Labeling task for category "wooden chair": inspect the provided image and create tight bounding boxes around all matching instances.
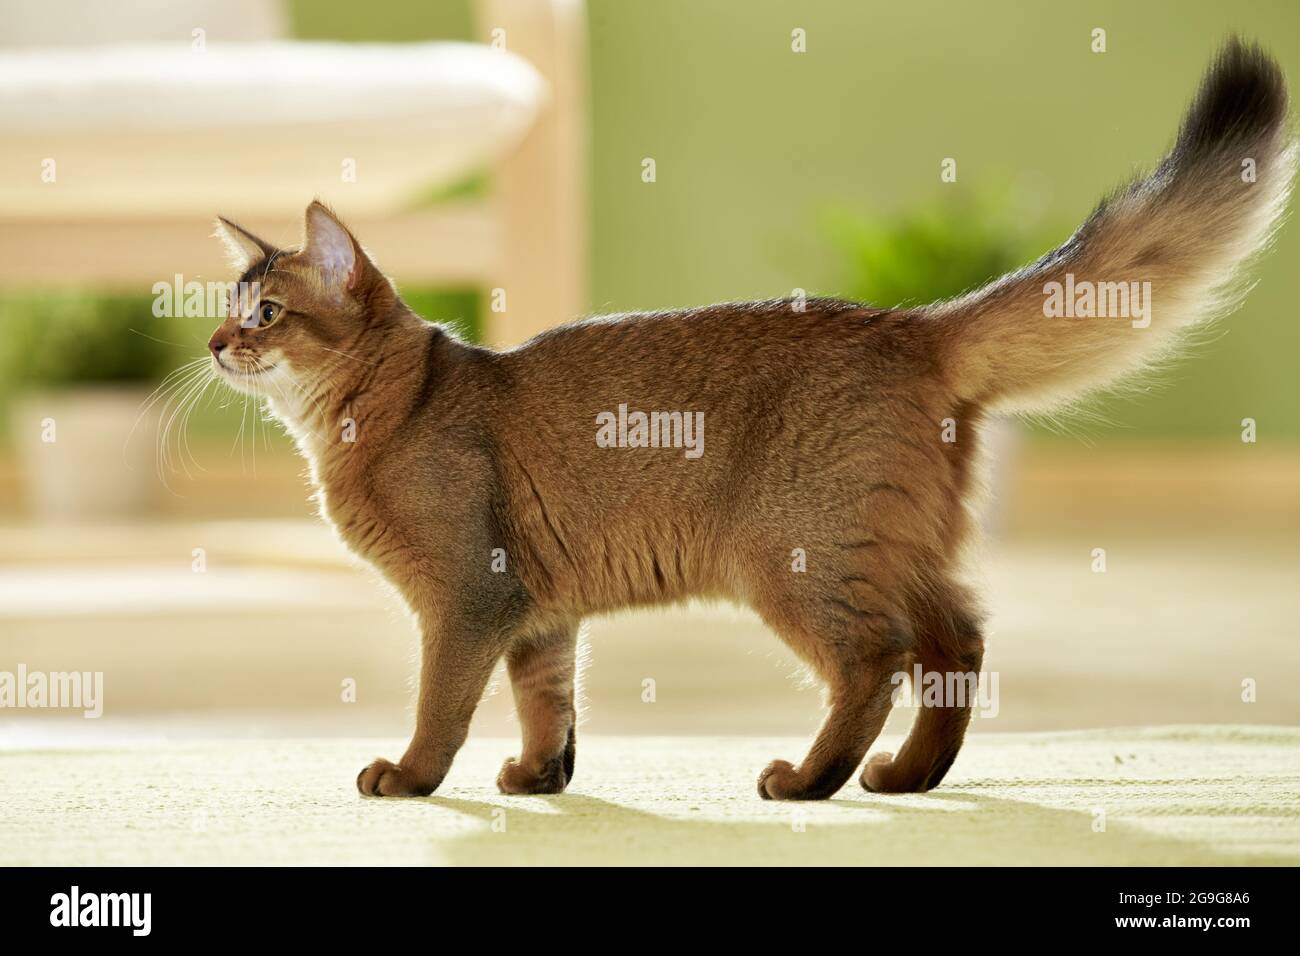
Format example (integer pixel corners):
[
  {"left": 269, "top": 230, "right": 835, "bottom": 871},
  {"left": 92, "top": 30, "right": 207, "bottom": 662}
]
[{"left": 0, "top": 0, "right": 587, "bottom": 346}]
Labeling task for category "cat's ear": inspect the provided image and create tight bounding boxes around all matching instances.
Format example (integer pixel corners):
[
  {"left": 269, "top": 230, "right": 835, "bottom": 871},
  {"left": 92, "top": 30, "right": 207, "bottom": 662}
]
[
  {"left": 213, "top": 217, "right": 276, "bottom": 271},
  {"left": 302, "top": 200, "right": 363, "bottom": 292}
]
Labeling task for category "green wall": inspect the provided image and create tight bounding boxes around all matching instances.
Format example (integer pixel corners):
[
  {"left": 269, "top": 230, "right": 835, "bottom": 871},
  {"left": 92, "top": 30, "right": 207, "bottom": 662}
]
[{"left": 291, "top": 0, "right": 1300, "bottom": 439}]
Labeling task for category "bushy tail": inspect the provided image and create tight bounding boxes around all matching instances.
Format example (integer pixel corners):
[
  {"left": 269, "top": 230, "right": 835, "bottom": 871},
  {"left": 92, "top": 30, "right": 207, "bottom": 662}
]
[{"left": 931, "top": 38, "right": 1295, "bottom": 412}]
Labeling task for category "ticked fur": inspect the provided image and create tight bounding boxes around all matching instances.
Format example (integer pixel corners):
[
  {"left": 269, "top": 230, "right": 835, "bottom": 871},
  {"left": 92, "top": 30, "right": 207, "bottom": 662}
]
[{"left": 205, "top": 40, "right": 1293, "bottom": 800}]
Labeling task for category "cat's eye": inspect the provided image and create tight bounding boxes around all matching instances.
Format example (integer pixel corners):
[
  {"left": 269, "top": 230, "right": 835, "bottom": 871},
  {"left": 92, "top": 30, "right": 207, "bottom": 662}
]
[{"left": 257, "top": 302, "right": 282, "bottom": 328}]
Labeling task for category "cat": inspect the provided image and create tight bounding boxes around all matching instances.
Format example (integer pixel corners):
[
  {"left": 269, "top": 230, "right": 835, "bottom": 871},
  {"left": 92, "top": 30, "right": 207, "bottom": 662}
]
[{"left": 205, "top": 39, "right": 1293, "bottom": 800}]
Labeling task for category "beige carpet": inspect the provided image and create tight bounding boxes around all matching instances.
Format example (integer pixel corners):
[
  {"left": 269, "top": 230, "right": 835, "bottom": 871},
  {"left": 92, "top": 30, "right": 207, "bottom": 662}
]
[{"left": 2, "top": 726, "right": 1296, "bottom": 866}]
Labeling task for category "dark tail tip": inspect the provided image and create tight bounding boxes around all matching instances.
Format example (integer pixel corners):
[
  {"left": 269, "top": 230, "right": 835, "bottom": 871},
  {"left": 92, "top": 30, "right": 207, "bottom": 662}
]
[{"left": 1177, "top": 37, "right": 1289, "bottom": 157}]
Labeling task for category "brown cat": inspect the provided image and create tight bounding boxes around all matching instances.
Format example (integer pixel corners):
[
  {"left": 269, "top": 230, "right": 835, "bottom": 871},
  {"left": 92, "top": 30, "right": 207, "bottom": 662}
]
[{"left": 205, "top": 40, "right": 1292, "bottom": 800}]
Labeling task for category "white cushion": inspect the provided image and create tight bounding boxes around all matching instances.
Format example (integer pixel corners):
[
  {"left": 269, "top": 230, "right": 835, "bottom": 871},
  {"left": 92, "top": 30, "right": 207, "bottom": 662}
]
[{"left": 0, "top": 42, "right": 546, "bottom": 217}]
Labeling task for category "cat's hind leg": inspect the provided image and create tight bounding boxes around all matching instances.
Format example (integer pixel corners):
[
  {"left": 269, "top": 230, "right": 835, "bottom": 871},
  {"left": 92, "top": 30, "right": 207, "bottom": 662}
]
[
  {"left": 497, "top": 621, "right": 580, "bottom": 795},
  {"left": 754, "top": 595, "right": 911, "bottom": 801},
  {"left": 861, "top": 582, "right": 985, "bottom": 793}
]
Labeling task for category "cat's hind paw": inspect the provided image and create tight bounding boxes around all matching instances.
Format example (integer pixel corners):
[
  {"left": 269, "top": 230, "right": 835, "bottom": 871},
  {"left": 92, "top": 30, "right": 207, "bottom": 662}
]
[
  {"left": 496, "top": 755, "right": 569, "bottom": 795},
  {"left": 860, "top": 751, "right": 903, "bottom": 793}
]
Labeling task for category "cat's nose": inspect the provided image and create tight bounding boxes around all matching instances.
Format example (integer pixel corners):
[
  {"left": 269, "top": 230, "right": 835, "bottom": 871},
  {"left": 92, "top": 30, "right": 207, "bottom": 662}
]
[{"left": 208, "top": 335, "right": 227, "bottom": 357}]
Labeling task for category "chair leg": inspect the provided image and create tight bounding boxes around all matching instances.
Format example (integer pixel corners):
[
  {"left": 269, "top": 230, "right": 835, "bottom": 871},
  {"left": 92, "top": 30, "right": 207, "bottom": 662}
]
[{"left": 477, "top": 0, "right": 589, "bottom": 346}]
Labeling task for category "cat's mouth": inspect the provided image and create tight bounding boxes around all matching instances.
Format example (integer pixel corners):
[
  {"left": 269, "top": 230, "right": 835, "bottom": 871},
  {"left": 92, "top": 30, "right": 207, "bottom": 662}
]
[{"left": 215, "top": 355, "right": 277, "bottom": 380}]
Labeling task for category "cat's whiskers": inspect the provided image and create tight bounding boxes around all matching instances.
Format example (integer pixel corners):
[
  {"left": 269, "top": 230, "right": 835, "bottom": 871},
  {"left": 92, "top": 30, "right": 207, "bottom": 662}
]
[
  {"left": 177, "top": 368, "right": 217, "bottom": 476},
  {"left": 237, "top": 352, "right": 285, "bottom": 475},
  {"left": 142, "top": 359, "right": 214, "bottom": 493},
  {"left": 127, "top": 357, "right": 209, "bottom": 461},
  {"left": 249, "top": 355, "right": 277, "bottom": 473},
  {"left": 149, "top": 372, "right": 197, "bottom": 489},
  {"left": 231, "top": 387, "right": 250, "bottom": 473},
  {"left": 158, "top": 363, "right": 215, "bottom": 487}
]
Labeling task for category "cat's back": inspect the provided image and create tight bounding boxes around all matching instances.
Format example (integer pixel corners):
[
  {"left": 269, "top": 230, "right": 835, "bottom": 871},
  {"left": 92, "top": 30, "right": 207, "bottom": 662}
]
[{"left": 500, "top": 297, "right": 917, "bottom": 400}]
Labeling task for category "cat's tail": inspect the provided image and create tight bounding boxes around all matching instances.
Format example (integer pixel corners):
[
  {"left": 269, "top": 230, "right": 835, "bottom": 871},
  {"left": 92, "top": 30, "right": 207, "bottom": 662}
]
[{"left": 930, "top": 38, "right": 1295, "bottom": 413}]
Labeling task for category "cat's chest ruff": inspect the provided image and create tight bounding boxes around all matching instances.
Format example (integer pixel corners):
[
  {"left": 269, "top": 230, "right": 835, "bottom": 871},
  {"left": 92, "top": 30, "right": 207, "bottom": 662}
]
[
  {"left": 321, "top": 485, "right": 418, "bottom": 591},
  {"left": 308, "top": 449, "right": 391, "bottom": 555},
  {"left": 294, "top": 416, "right": 428, "bottom": 594}
]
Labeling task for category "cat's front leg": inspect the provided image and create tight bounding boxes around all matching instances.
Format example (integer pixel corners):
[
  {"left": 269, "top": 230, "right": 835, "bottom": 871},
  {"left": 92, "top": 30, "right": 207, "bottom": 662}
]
[
  {"left": 496, "top": 622, "right": 579, "bottom": 795},
  {"left": 357, "top": 614, "right": 504, "bottom": 798}
]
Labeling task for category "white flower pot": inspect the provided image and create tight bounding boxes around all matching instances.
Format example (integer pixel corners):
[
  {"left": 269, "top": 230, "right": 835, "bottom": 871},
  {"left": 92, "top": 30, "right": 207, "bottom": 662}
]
[{"left": 11, "top": 385, "right": 162, "bottom": 521}]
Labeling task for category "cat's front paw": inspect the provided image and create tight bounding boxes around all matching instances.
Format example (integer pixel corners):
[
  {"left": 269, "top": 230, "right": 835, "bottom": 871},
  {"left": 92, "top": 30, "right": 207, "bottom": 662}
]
[
  {"left": 496, "top": 755, "right": 569, "bottom": 795},
  {"left": 356, "top": 758, "right": 437, "bottom": 797}
]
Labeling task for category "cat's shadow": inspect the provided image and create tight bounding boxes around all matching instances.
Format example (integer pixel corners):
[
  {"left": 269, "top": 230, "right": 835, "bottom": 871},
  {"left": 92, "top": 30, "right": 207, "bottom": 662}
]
[{"left": 406, "top": 788, "right": 1282, "bottom": 866}]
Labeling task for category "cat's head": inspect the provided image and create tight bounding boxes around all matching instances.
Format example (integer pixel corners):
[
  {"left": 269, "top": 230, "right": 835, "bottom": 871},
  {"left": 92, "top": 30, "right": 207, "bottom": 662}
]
[{"left": 206, "top": 201, "right": 393, "bottom": 401}]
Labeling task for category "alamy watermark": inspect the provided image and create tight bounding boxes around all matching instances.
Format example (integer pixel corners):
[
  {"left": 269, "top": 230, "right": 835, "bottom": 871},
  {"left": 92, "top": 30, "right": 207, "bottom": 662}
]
[
  {"left": 50, "top": 886, "right": 150, "bottom": 936},
  {"left": 596, "top": 403, "right": 704, "bottom": 459},
  {"left": 152, "top": 274, "right": 261, "bottom": 324},
  {"left": 891, "top": 664, "right": 999, "bottom": 719},
  {"left": 1043, "top": 273, "right": 1151, "bottom": 328},
  {"left": 0, "top": 665, "right": 103, "bottom": 718}
]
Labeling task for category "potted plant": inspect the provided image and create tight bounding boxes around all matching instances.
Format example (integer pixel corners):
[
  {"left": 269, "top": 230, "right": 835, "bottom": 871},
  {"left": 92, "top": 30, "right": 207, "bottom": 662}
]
[{"left": 0, "top": 291, "right": 180, "bottom": 520}]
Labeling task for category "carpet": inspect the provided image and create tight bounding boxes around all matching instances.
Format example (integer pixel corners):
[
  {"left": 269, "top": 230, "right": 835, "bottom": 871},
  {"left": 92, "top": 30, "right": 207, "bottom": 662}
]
[{"left": 2, "top": 725, "right": 1296, "bottom": 866}]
